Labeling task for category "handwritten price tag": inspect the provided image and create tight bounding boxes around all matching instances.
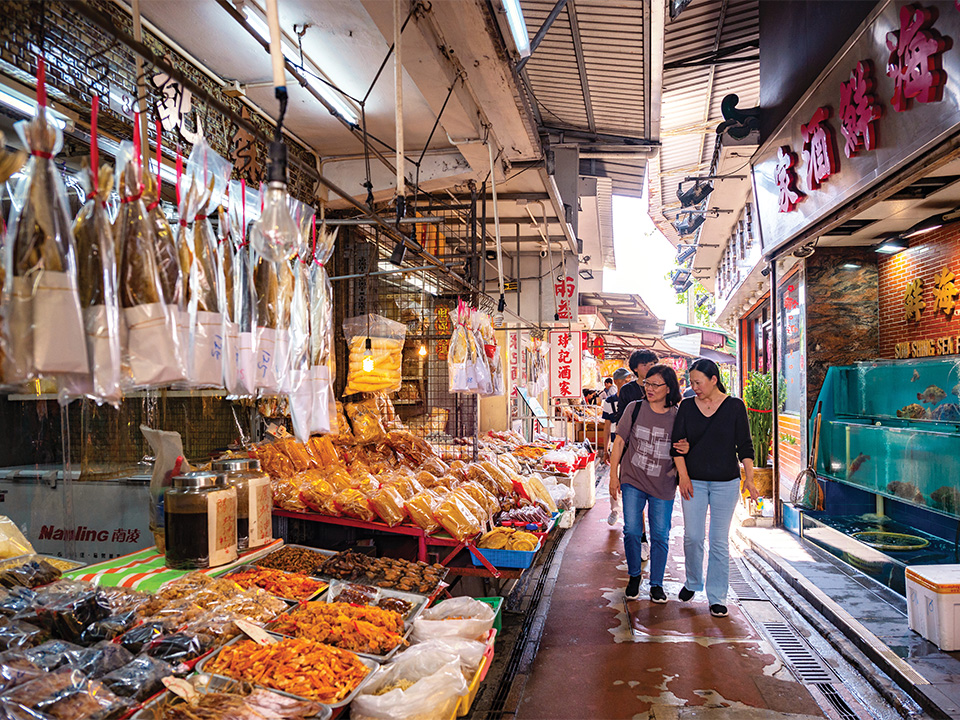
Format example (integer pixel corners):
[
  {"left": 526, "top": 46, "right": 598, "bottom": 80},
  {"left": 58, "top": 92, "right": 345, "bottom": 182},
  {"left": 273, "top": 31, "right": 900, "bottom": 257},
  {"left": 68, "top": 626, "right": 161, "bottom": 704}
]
[{"left": 235, "top": 618, "right": 277, "bottom": 645}]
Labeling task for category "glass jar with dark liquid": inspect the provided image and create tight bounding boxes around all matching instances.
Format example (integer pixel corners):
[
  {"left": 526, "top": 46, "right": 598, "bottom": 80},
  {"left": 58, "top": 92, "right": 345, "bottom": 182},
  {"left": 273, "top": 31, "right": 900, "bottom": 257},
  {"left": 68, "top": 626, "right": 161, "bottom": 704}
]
[
  {"left": 165, "top": 471, "right": 238, "bottom": 570},
  {"left": 212, "top": 457, "right": 272, "bottom": 551}
]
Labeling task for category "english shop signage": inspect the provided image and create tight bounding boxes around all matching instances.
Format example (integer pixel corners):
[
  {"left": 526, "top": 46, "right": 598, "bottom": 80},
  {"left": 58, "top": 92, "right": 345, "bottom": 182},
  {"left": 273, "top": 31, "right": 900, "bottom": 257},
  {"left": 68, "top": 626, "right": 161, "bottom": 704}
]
[{"left": 753, "top": 2, "right": 960, "bottom": 253}]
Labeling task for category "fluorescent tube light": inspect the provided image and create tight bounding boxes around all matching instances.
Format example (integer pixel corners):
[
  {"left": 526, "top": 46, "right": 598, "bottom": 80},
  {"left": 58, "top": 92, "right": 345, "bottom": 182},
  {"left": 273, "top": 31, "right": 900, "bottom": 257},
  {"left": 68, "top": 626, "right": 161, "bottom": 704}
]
[
  {"left": 502, "top": 0, "right": 531, "bottom": 57},
  {"left": 242, "top": 5, "right": 357, "bottom": 125},
  {"left": 875, "top": 237, "right": 908, "bottom": 254},
  {"left": 0, "top": 86, "right": 67, "bottom": 129},
  {"left": 904, "top": 224, "right": 941, "bottom": 238}
]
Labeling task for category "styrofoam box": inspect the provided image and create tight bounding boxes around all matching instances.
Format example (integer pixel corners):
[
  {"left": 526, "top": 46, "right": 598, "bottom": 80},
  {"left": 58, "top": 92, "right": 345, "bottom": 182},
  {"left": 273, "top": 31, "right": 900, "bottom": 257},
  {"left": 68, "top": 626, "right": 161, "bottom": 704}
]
[
  {"left": 572, "top": 461, "right": 596, "bottom": 509},
  {"left": 906, "top": 564, "right": 960, "bottom": 651}
]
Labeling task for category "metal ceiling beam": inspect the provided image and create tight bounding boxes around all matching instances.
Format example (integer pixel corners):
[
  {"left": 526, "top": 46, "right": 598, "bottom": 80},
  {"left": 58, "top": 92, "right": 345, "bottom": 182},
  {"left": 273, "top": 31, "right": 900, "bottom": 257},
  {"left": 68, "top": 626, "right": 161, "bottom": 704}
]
[
  {"left": 565, "top": 0, "right": 595, "bottom": 133},
  {"left": 542, "top": 124, "right": 659, "bottom": 146},
  {"left": 696, "top": 0, "right": 730, "bottom": 175},
  {"left": 663, "top": 40, "right": 759, "bottom": 70},
  {"left": 516, "top": 0, "right": 569, "bottom": 73}
]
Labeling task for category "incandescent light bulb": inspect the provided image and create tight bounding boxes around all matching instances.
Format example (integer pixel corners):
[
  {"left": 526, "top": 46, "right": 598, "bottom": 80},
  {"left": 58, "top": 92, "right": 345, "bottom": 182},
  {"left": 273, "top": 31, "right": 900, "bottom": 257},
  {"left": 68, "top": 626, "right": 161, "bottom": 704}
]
[
  {"left": 362, "top": 337, "right": 374, "bottom": 372},
  {"left": 418, "top": 344, "right": 427, "bottom": 357},
  {"left": 252, "top": 180, "right": 298, "bottom": 262}
]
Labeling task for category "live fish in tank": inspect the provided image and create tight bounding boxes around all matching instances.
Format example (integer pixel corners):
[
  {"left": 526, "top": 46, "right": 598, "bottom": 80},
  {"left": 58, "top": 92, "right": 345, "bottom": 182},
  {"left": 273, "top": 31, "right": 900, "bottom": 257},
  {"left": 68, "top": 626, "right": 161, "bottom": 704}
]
[
  {"left": 858, "top": 513, "right": 890, "bottom": 524},
  {"left": 912, "top": 370, "right": 920, "bottom": 382},
  {"left": 931, "top": 486, "right": 960, "bottom": 515},
  {"left": 930, "top": 403, "right": 960, "bottom": 422},
  {"left": 952, "top": 383, "right": 959, "bottom": 397},
  {"left": 849, "top": 453, "right": 870, "bottom": 476},
  {"left": 896, "top": 403, "right": 929, "bottom": 419},
  {"left": 887, "top": 481, "right": 924, "bottom": 505},
  {"left": 917, "top": 385, "right": 947, "bottom": 404}
]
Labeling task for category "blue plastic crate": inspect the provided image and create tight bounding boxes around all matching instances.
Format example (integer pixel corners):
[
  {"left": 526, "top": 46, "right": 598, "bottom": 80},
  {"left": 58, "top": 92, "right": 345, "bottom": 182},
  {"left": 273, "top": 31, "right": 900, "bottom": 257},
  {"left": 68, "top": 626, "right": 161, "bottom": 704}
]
[{"left": 470, "top": 539, "right": 542, "bottom": 569}]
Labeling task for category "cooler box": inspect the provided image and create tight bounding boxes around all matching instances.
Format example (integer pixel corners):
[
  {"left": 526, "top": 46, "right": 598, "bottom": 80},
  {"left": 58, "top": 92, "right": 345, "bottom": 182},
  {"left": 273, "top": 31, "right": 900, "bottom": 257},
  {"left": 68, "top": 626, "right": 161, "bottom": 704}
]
[
  {"left": 572, "top": 460, "right": 596, "bottom": 509},
  {"left": 906, "top": 564, "right": 960, "bottom": 651}
]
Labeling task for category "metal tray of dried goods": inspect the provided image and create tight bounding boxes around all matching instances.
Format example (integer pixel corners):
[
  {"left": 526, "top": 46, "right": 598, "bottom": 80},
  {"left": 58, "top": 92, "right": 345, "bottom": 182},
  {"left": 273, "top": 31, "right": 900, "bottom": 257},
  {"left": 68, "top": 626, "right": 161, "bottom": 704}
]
[
  {"left": 324, "top": 579, "right": 428, "bottom": 627},
  {"left": 195, "top": 633, "right": 380, "bottom": 709},
  {"left": 253, "top": 545, "right": 336, "bottom": 576},
  {"left": 132, "top": 671, "right": 333, "bottom": 720},
  {"left": 314, "top": 551, "right": 448, "bottom": 597},
  {"left": 223, "top": 565, "right": 328, "bottom": 605}
]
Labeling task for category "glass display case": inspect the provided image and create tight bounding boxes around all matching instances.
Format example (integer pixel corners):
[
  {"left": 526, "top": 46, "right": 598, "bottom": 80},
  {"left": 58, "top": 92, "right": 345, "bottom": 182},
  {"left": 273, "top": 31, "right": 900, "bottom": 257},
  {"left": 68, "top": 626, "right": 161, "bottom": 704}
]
[{"left": 815, "top": 357, "right": 960, "bottom": 516}]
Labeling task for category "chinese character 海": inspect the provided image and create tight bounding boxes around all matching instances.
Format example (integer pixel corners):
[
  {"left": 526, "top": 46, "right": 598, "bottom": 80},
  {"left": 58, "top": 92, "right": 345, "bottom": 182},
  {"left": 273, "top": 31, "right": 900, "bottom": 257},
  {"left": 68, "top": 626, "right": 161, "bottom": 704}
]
[
  {"left": 932, "top": 267, "right": 958, "bottom": 317},
  {"left": 800, "top": 107, "right": 839, "bottom": 190},
  {"left": 774, "top": 146, "right": 804, "bottom": 213},
  {"left": 839, "top": 60, "right": 883, "bottom": 158},
  {"left": 885, "top": 3, "right": 950, "bottom": 113}
]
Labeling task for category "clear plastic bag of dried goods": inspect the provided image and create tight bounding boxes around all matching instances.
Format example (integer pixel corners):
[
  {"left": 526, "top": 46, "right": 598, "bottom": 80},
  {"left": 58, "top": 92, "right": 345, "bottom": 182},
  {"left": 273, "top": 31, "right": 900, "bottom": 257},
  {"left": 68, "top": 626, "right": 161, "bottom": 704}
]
[
  {"left": 180, "top": 137, "right": 232, "bottom": 388},
  {"left": 287, "top": 256, "right": 312, "bottom": 442},
  {"left": 252, "top": 252, "right": 284, "bottom": 395},
  {"left": 227, "top": 183, "right": 257, "bottom": 396},
  {"left": 142, "top": 162, "right": 182, "bottom": 344},
  {"left": 99, "top": 655, "right": 172, "bottom": 701},
  {"left": 114, "top": 139, "right": 184, "bottom": 388},
  {"left": 1, "top": 68, "right": 88, "bottom": 390},
  {"left": 447, "top": 301, "right": 474, "bottom": 394},
  {"left": 219, "top": 180, "right": 250, "bottom": 395},
  {"left": 23, "top": 641, "right": 81, "bottom": 672},
  {"left": 63, "top": 141, "right": 121, "bottom": 407},
  {"left": 309, "top": 222, "right": 338, "bottom": 434},
  {"left": 0, "top": 650, "right": 43, "bottom": 692},
  {"left": 351, "top": 653, "right": 466, "bottom": 720},
  {"left": 343, "top": 314, "right": 406, "bottom": 395},
  {"left": 63, "top": 641, "right": 132, "bottom": 678}
]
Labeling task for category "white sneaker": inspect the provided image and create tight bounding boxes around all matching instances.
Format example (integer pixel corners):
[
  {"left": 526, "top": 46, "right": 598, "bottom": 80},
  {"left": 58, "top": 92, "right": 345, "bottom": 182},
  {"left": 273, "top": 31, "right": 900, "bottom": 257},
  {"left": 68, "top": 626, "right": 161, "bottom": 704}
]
[
  {"left": 641, "top": 541, "right": 650, "bottom": 562},
  {"left": 607, "top": 509, "right": 620, "bottom": 526}
]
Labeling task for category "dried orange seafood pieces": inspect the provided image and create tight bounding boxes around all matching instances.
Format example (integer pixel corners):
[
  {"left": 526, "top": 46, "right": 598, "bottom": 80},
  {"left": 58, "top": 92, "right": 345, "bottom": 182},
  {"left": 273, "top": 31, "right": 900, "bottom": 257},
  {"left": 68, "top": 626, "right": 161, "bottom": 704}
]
[
  {"left": 269, "top": 601, "right": 404, "bottom": 656},
  {"left": 204, "top": 637, "right": 370, "bottom": 704},
  {"left": 229, "top": 567, "right": 326, "bottom": 601}
]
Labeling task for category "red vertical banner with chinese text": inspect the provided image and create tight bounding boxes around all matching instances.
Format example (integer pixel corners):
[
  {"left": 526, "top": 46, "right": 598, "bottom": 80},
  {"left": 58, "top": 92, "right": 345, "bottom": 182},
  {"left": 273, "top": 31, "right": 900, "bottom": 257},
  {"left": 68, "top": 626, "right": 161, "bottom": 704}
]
[{"left": 550, "top": 329, "right": 582, "bottom": 398}]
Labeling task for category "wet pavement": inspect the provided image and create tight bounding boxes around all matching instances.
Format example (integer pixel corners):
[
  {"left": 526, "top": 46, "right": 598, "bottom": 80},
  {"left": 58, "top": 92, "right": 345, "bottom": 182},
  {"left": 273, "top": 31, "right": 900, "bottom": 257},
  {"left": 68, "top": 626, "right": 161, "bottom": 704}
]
[{"left": 511, "top": 485, "right": 831, "bottom": 720}]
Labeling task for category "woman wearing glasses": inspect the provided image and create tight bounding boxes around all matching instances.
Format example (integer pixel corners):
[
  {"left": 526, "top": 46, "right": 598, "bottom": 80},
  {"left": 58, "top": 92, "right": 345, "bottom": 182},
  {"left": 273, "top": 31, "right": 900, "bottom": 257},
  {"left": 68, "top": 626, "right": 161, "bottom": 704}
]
[
  {"left": 671, "top": 358, "right": 759, "bottom": 618},
  {"left": 608, "top": 365, "right": 684, "bottom": 603}
]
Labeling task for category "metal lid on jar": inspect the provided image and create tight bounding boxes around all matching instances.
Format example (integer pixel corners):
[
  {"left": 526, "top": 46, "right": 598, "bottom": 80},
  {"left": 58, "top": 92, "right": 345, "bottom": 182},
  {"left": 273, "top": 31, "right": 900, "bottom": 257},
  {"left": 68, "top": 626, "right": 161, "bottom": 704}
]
[
  {"left": 212, "top": 457, "right": 262, "bottom": 472},
  {"left": 172, "top": 471, "right": 225, "bottom": 488}
]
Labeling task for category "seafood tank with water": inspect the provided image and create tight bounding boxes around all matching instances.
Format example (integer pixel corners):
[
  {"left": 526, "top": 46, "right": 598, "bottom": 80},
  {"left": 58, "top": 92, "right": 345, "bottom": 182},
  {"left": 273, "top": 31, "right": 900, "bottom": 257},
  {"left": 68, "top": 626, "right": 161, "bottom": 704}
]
[{"left": 803, "top": 357, "right": 960, "bottom": 594}]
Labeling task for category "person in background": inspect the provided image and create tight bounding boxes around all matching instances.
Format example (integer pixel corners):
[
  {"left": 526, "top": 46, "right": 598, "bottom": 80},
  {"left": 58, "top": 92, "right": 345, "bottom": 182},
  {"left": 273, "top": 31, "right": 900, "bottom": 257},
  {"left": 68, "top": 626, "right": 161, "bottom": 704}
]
[
  {"left": 612, "top": 349, "right": 659, "bottom": 559},
  {"left": 603, "top": 377, "right": 615, "bottom": 399},
  {"left": 601, "top": 368, "right": 634, "bottom": 523},
  {"left": 582, "top": 388, "right": 599, "bottom": 405},
  {"left": 609, "top": 365, "right": 685, "bottom": 602},
  {"left": 672, "top": 358, "right": 759, "bottom": 618}
]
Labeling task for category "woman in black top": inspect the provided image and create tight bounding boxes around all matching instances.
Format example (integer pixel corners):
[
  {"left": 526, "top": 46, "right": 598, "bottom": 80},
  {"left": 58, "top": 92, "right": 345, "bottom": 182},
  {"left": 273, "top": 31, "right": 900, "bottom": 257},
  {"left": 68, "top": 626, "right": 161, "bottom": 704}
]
[{"left": 671, "top": 358, "right": 759, "bottom": 618}]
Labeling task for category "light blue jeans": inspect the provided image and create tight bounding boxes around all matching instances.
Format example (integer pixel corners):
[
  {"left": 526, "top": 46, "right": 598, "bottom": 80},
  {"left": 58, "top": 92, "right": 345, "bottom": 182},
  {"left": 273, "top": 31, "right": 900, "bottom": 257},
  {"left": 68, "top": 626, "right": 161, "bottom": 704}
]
[
  {"left": 621, "top": 483, "right": 674, "bottom": 584},
  {"left": 681, "top": 478, "right": 740, "bottom": 606}
]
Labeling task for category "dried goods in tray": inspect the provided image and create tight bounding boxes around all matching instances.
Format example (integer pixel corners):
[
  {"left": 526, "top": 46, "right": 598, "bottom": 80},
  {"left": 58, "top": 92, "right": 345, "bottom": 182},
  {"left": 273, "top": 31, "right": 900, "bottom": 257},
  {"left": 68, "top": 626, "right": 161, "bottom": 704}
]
[
  {"left": 255, "top": 547, "right": 329, "bottom": 577},
  {"left": 145, "top": 676, "right": 324, "bottom": 720},
  {"left": 316, "top": 552, "right": 446, "bottom": 595},
  {"left": 228, "top": 567, "right": 325, "bottom": 602},
  {"left": 0, "top": 561, "right": 60, "bottom": 589},
  {"left": 3, "top": 668, "right": 131, "bottom": 720},
  {"left": 269, "top": 601, "right": 404, "bottom": 656},
  {"left": 203, "top": 637, "right": 370, "bottom": 705}
]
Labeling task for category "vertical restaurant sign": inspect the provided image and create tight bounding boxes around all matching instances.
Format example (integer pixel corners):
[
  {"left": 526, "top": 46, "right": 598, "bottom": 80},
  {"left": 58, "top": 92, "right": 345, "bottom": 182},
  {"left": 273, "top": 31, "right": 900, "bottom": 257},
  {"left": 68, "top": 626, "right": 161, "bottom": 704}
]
[
  {"left": 752, "top": 1, "right": 960, "bottom": 255},
  {"left": 508, "top": 329, "right": 527, "bottom": 393},
  {"left": 543, "top": 253, "right": 579, "bottom": 322},
  {"left": 550, "top": 330, "right": 582, "bottom": 398}
]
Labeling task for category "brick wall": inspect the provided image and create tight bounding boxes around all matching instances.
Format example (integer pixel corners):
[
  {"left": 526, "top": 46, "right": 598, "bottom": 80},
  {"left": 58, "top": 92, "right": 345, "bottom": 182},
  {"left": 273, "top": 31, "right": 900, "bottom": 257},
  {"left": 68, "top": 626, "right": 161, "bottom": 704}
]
[{"left": 878, "top": 221, "right": 960, "bottom": 357}]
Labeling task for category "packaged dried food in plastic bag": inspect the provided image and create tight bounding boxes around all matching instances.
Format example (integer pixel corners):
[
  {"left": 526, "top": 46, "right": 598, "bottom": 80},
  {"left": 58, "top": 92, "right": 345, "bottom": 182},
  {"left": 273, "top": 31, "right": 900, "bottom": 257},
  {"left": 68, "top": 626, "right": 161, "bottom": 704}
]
[
  {"left": 271, "top": 475, "right": 307, "bottom": 512},
  {"left": 308, "top": 435, "right": 340, "bottom": 467},
  {"left": 465, "top": 465, "right": 499, "bottom": 498},
  {"left": 253, "top": 441, "right": 295, "bottom": 479},
  {"left": 332, "top": 488, "right": 376, "bottom": 522},
  {"left": 1, "top": 73, "right": 89, "bottom": 388},
  {"left": 144, "top": 632, "right": 209, "bottom": 665},
  {"left": 297, "top": 473, "right": 337, "bottom": 516},
  {"left": 405, "top": 490, "right": 441, "bottom": 534},
  {"left": 63, "top": 125, "right": 121, "bottom": 406},
  {"left": 0, "top": 521, "right": 33, "bottom": 562},
  {"left": 100, "top": 655, "right": 172, "bottom": 701},
  {"left": 308, "top": 222, "right": 338, "bottom": 435},
  {"left": 351, "top": 654, "right": 466, "bottom": 720},
  {"left": 42, "top": 590, "right": 111, "bottom": 644},
  {"left": 114, "top": 139, "right": 183, "bottom": 388},
  {"left": 179, "top": 138, "right": 231, "bottom": 388},
  {"left": 460, "top": 481, "right": 499, "bottom": 516},
  {"left": 252, "top": 250, "right": 283, "bottom": 395},
  {"left": 24, "top": 642, "right": 81, "bottom": 672},
  {"left": 368, "top": 485, "right": 407, "bottom": 527},
  {"left": 63, "top": 641, "right": 132, "bottom": 679},
  {"left": 274, "top": 438, "right": 314, "bottom": 472},
  {"left": 345, "top": 399, "right": 386, "bottom": 444},
  {"left": 479, "top": 461, "right": 514, "bottom": 495},
  {"left": 0, "top": 561, "right": 58, "bottom": 590},
  {"left": 434, "top": 493, "right": 481, "bottom": 542},
  {"left": 17, "top": 668, "right": 131, "bottom": 720},
  {"left": 142, "top": 168, "right": 182, "bottom": 342},
  {"left": 0, "top": 588, "right": 37, "bottom": 618},
  {"left": 0, "top": 618, "right": 46, "bottom": 651},
  {"left": 118, "top": 622, "right": 164, "bottom": 655},
  {"left": 412, "top": 597, "right": 495, "bottom": 642},
  {"left": 450, "top": 487, "right": 488, "bottom": 526},
  {"left": 325, "top": 467, "right": 359, "bottom": 492},
  {"left": 447, "top": 301, "right": 475, "bottom": 394},
  {"left": 334, "top": 402, "right": 354, "bottom": 444},
  {"left": 0, "top": 651, "right": 43, "bottom": 692},
  {"left": 343, "top": 315, "right": 405, "bottom": 396},
  {"left": 399, "top": 636, "right": 487, "bottom": 678},
  {"left": 286, "top": 211, "right": 315, "bottom": 442},
  {"left": 223, "top": 180, "right": 256, "bottom": 395}
]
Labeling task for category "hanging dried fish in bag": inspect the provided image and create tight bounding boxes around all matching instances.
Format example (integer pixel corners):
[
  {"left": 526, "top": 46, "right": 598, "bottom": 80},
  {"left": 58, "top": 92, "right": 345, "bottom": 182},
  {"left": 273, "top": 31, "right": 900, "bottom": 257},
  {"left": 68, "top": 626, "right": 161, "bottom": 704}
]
[
  {"left": 115, "top": 133, "right": 184, "bottom": 388},
  {"left": 63, "top": 97, "right": 121, "bottom": 405},
  {"left": 2, "top": 58, "right": 89, "bottom": 388},
  {"left": 286, "top": 200, "right": 315, "bottom": 442},
  {"left": 0, "top": 131, "right": 27, "bottom": 387},
  {"left": 309, "top": 220, "right": 338, "bottom": 435},
  {"left": 228, "top": 180, "right": 256, "bottom": 395}
]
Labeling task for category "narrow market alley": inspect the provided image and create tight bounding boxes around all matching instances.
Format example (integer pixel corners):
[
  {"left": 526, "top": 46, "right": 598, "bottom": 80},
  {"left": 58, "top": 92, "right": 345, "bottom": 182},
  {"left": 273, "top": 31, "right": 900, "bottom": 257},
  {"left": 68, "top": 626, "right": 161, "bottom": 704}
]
[{"left": 483, "top": 477, "right": 926, "bottom": 720}]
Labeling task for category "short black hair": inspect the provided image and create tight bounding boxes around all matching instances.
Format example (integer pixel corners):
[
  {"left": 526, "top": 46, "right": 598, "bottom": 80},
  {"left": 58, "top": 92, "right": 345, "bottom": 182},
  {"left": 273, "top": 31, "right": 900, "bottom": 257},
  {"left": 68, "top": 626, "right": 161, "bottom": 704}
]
[
  {"left": 604, "top": 377, "right": 613, "bottom": 385},
  {"left": 646, "top": 364, "right": 682, "bottom": 406},
  {"left": 629, "top": 349, "right": 658, "bottom": 372}
]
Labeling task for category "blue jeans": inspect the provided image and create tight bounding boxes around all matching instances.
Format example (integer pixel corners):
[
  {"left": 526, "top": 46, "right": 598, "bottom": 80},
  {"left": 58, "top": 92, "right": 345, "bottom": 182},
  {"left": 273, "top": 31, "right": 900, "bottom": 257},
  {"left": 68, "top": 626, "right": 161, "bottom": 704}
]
[
  {"left": 621, "top": 483, "right": 674, "bottom": 584},
  {"left": 681, "top": 479, "right": 740, "bottom": 606}
]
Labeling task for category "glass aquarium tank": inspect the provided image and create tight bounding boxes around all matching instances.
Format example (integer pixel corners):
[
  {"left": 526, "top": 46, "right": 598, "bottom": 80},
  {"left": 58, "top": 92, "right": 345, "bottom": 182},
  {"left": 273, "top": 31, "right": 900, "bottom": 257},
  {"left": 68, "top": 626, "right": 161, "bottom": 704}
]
[{"left": 815, "top": 357, "right": 960, "bottom": 516}]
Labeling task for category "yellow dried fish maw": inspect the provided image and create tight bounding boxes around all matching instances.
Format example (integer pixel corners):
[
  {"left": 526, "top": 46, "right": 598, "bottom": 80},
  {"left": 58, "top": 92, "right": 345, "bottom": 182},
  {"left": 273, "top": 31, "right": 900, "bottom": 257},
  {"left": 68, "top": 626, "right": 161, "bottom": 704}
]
[
  {"left": 405, "top": 489, "right": 441, "bottom": 534},
  {"left": 142, "top": 172, "right": 181, "bottom": 308}
]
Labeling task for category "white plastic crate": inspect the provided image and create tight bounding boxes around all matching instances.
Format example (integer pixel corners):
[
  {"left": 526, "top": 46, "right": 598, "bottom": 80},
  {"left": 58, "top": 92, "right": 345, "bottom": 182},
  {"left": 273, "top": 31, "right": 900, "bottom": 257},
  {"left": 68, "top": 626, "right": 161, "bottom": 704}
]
[{"left": 906, "top": 564, "right": 960, "bottom": 651}]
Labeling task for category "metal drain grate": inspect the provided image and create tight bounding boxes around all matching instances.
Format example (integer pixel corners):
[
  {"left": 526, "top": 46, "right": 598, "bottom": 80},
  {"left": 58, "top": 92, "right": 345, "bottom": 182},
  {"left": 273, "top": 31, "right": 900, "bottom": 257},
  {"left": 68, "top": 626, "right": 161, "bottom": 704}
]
[
  {"left": 728, "top": 559, "right": 764, "bottom": 601},
  {"left": 813, "top": 683, "right": 864, "bottom": 720},
  {"left": 761, "top": 621, "right": 837, "bottom": 684}
]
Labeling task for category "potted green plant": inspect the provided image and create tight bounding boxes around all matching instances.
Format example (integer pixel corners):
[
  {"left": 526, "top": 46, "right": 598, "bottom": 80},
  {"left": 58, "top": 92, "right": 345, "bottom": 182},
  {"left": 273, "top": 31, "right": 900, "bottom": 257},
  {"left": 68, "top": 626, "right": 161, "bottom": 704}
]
[{"left": 742, "top": 371, "right": 784, "bottom": 497}]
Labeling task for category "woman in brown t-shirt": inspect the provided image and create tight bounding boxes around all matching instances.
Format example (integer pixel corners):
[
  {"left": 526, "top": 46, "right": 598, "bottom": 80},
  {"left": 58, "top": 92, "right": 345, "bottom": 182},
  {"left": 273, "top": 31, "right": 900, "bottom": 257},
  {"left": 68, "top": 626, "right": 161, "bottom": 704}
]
[{"left": 608, "top": 365, "right": 684, "bottom": 603}]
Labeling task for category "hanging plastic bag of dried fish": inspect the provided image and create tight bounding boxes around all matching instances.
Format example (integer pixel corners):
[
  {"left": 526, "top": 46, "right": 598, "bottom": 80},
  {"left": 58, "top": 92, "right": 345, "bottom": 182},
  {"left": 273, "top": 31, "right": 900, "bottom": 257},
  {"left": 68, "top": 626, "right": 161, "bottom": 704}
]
[
  {"left": 62, "top": 99, "right": 122, "bottom": 406},
  {"left": 0, "top": 134, "right": 26, "bottom": 388},
  {"left": 287, "top": 200, "right": 315, "bottom": 442},
  {"left": 1, "top": 60, "right": 89, "bottom": 392},
  {"left": 178, "top": 137, "right": 232, "bottom": 388},
  {"left": 309, "top": 221, "right": 338, "bottom": 435},
  {"left": 223, "top": 180, "right": 257, "bottom": 395},
  {"left": 115, "top": 136, "right": 184, "bottom": 388}
]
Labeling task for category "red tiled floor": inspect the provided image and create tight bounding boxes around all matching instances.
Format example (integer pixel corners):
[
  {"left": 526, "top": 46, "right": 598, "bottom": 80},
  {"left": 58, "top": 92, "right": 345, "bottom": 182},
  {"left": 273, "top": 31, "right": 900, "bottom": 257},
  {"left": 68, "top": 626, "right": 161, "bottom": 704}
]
[{"left": 516, "top": 493, "right": 825, "bottom": 720}]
